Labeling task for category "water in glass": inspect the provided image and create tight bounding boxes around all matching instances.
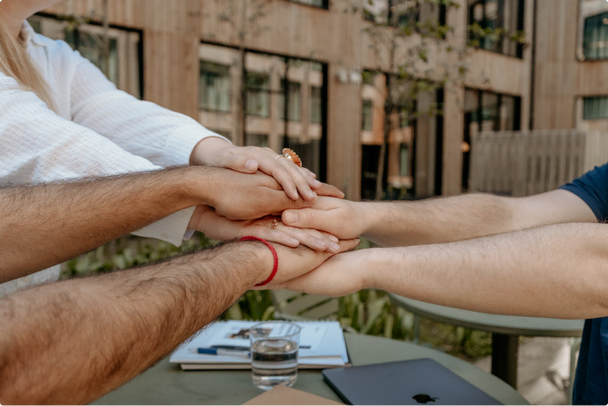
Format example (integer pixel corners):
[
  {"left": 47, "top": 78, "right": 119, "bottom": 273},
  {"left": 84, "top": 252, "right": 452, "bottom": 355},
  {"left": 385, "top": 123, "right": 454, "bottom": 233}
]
[{"left": 251, "top": 338, "right": 298, "bottom": 390}]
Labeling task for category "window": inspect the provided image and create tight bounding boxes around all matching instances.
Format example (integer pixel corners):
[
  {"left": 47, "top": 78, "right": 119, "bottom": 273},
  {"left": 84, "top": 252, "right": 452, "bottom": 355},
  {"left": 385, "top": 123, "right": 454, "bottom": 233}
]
[
  {"left": 310, "top": 86, "right": 322, "bottom": 124},
  {"left": 287, "top": 0, "right": 328, "bottom": 8},
  {"left": 362, "top": 100, "right": 374, "bottom": 131},
  {"left": 246, "top": 72, "right": 270, "bottom": 117},
  {"left": 399, "top": 143, "right": 410, "bottom": 177},
  {"left": 245, "top": 133, "right": 269, "bottom": 148},
  {"left": 200, "top": 61, "right": 231, "bottom": 112},
  {"left": 463, "top": 89, "right": 521, "bottom": 190},
  {"left": 30, "top": 16, "right": 142, "bottom": 98},
  {"left": 361, "top": 145, "right": 383, "bottom": 200},
  {"left": 363, "top": 0, "right": 420, "bottom": 28},
  {"left": 467, "top": 0, "right": 524, "bottom": 58},
  {"left": 65, "top": 30, "right": 119, "bottom": 86},
  {"left": 278, "top": 80, "right": 302, "bottom": 121},
  {"left": 583, "top": 12, "right": 608, "bottom": 60},
  {"left": 583, "top": 96, "right": 608, "bottom": 120}
]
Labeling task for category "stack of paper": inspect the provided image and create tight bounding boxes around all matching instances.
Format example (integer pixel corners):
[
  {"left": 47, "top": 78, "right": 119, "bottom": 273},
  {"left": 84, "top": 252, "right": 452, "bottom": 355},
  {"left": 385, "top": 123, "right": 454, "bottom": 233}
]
[{"left": 170, "top": 320, "right": 349, "bottom": 370}]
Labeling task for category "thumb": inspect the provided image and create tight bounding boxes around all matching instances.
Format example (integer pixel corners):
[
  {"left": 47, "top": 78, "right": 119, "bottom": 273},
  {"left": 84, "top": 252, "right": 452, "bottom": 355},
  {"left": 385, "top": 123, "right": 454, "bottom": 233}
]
[
  {"left": 282, "top": 208, "right": 326, "bottom": 231},
  {"left": 220, "top": 153, "right": 259, "bottom": 173}
]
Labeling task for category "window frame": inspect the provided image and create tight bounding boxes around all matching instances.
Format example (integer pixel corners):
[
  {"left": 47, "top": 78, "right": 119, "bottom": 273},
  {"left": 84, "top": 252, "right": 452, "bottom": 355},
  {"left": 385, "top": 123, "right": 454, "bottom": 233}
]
[
  {"left": 199, "top": 60, "right": 232, "bottom": 113},
  {"left": 467, "top": 0, "right": 525, "bottom": 59}
]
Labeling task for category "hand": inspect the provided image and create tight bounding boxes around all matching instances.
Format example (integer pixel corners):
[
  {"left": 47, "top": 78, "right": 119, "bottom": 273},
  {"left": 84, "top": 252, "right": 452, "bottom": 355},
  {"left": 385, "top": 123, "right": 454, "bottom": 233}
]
[
  {"left": 189, "top": 206, "right": 342, "bottom": 253},
  {"left": 199, "top": 167, "right": 316, "bottom": 220},
  {"left": 190, "top": 137, "right": 344, "bottom": 201},
  {"left": 249, "top": 239, "right": 361, "bottom": 287},
  {"left": 278, "top": 249, "right": 371, "bottom": 296},
  {"left": 281, "top": 197, "right": 368, "bottom": 240}
]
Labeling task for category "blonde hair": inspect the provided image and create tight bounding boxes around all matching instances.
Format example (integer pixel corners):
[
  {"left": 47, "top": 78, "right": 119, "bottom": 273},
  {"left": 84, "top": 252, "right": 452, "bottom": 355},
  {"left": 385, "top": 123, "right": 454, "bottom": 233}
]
[{"left": 0, "top": 20, "right": 55, "bottom": 109}]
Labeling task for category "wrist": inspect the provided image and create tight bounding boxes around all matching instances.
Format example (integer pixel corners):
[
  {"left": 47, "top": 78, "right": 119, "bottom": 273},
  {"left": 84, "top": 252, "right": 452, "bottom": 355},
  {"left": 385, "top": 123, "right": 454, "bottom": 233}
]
[
  {"left": 238, "top": 240, "right": 276, "bottom": 287},
  {"left": 190, "top": 137, "right": 231, "bottom": 166},
  {"left": 181, "top": 166, "right": 219, "bottom": 207},
  {"left": 354, "top": 201, "right": 375, "bottom": 237}
]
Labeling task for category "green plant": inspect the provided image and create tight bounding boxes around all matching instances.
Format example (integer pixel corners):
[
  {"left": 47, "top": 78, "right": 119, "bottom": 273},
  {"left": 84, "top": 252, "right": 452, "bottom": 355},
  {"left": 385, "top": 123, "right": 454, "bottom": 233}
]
[{"left": 64, "top": 235, "right": 492, "bottom": 360}]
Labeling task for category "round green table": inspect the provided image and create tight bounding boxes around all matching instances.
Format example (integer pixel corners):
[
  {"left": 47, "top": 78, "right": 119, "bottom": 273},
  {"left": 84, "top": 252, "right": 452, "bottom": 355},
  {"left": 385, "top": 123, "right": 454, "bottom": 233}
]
[
  {"left": 94, "top": 332, "right": 528, "bottom": 405},
  {"left": 388, "top": 294, "right": 585, "bottom": 390}
]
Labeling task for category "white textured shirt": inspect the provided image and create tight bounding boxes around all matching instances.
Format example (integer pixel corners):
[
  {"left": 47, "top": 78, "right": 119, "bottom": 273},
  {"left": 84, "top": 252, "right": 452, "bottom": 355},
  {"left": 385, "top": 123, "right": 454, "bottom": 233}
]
[{"left": 0, "top": 22, "right": 227, "bottom": 296}]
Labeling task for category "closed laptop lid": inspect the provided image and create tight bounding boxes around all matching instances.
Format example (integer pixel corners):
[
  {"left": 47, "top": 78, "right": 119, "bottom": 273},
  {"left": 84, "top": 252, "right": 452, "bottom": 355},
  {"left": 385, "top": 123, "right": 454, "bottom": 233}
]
[{"left": 322, "top": 358, "right": 503, "bottom": 405}]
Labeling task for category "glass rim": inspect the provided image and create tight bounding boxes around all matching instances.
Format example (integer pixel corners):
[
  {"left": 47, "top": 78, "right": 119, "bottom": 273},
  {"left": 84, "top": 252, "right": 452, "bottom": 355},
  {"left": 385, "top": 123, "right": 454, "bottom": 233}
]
[{"left": 249, "top": 321, "right": 301, "bottom": 339}]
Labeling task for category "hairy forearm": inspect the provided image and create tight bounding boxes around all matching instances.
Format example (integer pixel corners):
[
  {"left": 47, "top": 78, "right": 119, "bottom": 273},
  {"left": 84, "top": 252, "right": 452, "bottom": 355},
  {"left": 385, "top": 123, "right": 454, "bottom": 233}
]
[
  {"left": 359, "top": 194, "right": 516, "bottom": 247},
  {"left": 0, "top": 167, "right": 210, "bottom": 283},
  {"left": 360, "top": 190, "right": 595, "bottom": 247},
  {"left": 0, "top": 242, "right": 268, "bottom": 404},
  {"left": 366, "top": 223, "right": 608, "bottom": 319}
]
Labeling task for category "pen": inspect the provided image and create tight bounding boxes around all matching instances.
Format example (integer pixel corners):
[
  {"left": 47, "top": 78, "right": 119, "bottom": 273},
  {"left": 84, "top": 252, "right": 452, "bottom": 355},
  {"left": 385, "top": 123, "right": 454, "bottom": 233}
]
[{"left": 195, "top": 347, "right": 251, "bottom": 358}]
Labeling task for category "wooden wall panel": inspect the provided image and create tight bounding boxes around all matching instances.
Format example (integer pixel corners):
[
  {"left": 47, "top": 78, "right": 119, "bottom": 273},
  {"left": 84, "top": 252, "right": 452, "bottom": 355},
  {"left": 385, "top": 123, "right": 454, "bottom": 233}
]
[{"left": 327, "top": 65, "right": 362, "bottom": 200}]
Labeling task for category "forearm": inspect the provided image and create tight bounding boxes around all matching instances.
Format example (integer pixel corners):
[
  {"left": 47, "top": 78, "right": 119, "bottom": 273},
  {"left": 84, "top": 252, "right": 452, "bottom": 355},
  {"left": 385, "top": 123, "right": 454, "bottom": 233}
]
[
  {"left": 366, "top": 223, "right": 608, "bottom": 319},
  {"left": 358, "top": 194, "right": 516, "bottom": 247},
  {"left": 0, "top": 167, "right": 210, "bottom": 283},
  {"left": 359, "top": 190, "right": 596, "bottom": 247},
  {"left": 0, "top": 242, "right": 267, "bottom": 404}
]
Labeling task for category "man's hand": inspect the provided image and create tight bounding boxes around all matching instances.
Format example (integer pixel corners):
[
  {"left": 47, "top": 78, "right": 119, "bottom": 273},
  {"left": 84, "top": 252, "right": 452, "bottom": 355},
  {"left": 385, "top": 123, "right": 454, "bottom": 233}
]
[
  {"left": 198, "top": 167, "right": 315, "bottom": 220},
  {"left": 190, "top": 137, "right": 344, "bottom": 202},
  {"left": 189, "top": 206, "right": 342, "bottom": 253},
  {"left": 251, "top": 239, "right": 361, "bottom": 288},
  {"left": 282, "top": 197, "right": 368, "bottom": 239}
]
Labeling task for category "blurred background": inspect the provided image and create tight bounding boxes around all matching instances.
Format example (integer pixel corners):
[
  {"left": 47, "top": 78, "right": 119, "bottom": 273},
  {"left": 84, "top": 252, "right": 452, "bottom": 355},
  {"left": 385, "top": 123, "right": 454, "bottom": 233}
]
[{"left": 33, "top": 1, "right": 608, "bottom": 403}]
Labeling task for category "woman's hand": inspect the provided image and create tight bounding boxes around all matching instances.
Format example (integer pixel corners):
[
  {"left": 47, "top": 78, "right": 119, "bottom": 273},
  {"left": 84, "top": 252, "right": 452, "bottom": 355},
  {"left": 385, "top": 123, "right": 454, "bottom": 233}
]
[
  {"left": 189, "top": 206, "right": 343, "bottom": 253},
  {"left": 190, "top": 137, "right": 344, "bottom": 202},
  {"left": 249, "top": 239, "right": 362, "bottom": 287}
]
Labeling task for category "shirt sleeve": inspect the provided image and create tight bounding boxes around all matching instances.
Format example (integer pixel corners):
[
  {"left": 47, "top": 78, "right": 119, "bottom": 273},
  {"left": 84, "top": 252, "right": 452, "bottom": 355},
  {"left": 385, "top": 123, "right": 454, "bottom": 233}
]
[
  {"left": 0, "top": 74, "right": 193, "bottom": 246},
  {"left": 69, "top": 52, "right": 230, "bottom": 168},
  {"left": 559, "top": 163, "right": 608, "bottom": 222}
]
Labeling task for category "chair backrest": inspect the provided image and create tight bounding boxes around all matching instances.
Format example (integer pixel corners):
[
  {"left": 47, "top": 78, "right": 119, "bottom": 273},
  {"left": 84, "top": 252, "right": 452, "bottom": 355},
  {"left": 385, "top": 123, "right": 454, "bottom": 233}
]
[{"left": 271, "top": 289, "right": 339, "bottom": 321}]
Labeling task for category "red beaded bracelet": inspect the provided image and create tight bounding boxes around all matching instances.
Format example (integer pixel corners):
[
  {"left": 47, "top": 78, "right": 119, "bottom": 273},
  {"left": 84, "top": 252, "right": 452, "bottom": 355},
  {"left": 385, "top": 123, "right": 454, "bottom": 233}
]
[{"left": 240, "top": 236, "right": 279, "bottom": 287}]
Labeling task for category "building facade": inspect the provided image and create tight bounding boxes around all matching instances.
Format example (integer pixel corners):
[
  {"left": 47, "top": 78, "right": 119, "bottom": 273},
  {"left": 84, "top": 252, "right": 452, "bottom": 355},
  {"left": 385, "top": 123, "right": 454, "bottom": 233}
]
[{"left": 37, "top": 0, "right": 536, "bottom": 200}]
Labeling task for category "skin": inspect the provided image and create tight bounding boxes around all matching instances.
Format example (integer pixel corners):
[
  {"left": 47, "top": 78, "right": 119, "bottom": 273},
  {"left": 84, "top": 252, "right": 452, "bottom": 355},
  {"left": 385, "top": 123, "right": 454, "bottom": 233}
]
[
  {"left": 0, "top": 238, "right": 359, "bottom": 404},
  {"left": 271, "top": 190, "right": 608, "bottom": 320},
  {"left": 0, "top": 0, "right": 346, "bottom": 250},
  {"left": 0, "top": 166, "right": 342, "bottom": 284}
]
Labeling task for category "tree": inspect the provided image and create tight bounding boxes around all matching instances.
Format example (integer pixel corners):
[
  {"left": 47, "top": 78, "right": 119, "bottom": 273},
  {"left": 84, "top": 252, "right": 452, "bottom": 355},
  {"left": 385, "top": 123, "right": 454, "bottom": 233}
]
[{"left": 360, "top": 0, "right": 525, "bottom": 200}]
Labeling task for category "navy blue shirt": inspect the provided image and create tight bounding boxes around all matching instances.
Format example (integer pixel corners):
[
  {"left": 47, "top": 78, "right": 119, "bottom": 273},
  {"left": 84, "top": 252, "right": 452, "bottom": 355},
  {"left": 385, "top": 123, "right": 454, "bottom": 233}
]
[{"left": 560, "top": 164, "right": 608, "bottom": 405}]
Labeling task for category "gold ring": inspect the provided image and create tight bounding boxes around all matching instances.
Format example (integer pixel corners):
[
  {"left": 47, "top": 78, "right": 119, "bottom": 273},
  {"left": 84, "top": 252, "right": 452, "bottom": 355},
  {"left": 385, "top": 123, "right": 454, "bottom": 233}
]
[
  {"left": 271, "top": 219, "right": 281, "bottom": 229},
  {"left": 282, "top": 148, "right": 302, "bottom": 167}
]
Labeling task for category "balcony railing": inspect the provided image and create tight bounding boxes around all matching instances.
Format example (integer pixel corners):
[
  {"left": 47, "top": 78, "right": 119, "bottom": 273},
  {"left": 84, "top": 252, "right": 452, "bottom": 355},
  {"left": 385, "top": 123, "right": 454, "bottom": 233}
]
[{"left": 469, "top": 130, "right": 608, "bottom": 196}]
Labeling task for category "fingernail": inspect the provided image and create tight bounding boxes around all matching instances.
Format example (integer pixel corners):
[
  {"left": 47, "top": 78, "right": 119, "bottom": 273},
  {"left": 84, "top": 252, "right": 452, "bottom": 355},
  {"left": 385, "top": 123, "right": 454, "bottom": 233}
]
[
  {"left": 284, "top": 212, "right": 298, "bottom": 223},
  {"left": 245, "top": 160, "right": 257, "bottom": 171},
  {"left": 329, "top": 235, "right": 339, "bottom": 243},
  {"left": 311, "top": 179, "right": 322, "bottom": 188},
  {"left": 288, "top": 238, "right": 299, "bottom": 246},
  {"left": 329, "top": 242, "right": 341, "bottom": 253},
  {"left": 316, "top": 239, "right": 328, "bottom": 248},
  {"left": 308, "top": 191, "right": 317, "bottom": 200}
]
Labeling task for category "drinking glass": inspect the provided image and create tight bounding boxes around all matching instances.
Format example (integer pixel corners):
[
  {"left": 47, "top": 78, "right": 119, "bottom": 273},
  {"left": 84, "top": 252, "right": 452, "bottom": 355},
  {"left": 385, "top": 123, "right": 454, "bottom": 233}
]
[{"left": 250, "top": 321, "right": 301, "bottom": 390}]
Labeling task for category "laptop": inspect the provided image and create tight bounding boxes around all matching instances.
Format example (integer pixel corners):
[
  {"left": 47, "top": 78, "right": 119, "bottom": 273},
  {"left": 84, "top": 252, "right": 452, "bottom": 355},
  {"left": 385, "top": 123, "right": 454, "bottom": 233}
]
[{"left": 322, "top": 358, "right": 503, "bottom": 405}]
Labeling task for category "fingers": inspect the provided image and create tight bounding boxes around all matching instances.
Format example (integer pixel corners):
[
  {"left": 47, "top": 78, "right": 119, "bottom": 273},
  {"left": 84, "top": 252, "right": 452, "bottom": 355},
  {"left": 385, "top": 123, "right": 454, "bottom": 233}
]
[
  {"left": 274, "top": 157, "right": 317, "bottom": 202},
  {"left": 315, "top": 182, "right": 345, "bottom": 198},
  {"left": 215, "top": 151, "right": 259, "bottom": 174},
  {"left": 299, "top": 167, "right": 323, "bottom": 190},
  {"left": 276, "top": 224, "right": 340, "bottom": 252},
  {"left": 252, "top": 149, "right": 316, "bottom": 202},
  {"left": 282, "top": 208, "right": 329, "bottom": 232}
]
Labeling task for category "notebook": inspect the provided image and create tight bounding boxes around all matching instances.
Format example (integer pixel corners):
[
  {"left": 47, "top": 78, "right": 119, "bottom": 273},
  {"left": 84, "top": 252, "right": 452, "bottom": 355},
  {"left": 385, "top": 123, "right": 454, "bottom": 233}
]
[
  {"left": 170, "top": 320, "right": 349, "bottom": 370},
  {"left": 322, "top": 358, "right": 502, "bottom": 405}
]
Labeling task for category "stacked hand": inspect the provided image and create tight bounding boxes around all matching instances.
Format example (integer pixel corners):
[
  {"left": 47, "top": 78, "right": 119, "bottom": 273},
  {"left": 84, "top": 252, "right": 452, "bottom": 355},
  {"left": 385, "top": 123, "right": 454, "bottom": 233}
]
[{"left": 188, "top": 138, "right": 365, "bottom": 291}]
